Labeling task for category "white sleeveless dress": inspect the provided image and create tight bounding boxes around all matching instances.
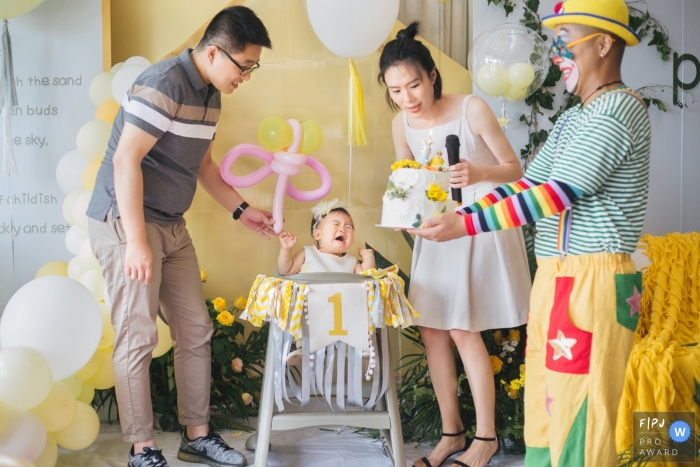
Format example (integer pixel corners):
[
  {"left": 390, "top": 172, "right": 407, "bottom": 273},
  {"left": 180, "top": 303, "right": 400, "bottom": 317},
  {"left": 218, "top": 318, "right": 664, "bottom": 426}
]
[
  {"left": 405, "top": 95, "right": 531, "bottom": 331},
  {"left": 300, "top": 246, "right": 357, "bottom": 273}
]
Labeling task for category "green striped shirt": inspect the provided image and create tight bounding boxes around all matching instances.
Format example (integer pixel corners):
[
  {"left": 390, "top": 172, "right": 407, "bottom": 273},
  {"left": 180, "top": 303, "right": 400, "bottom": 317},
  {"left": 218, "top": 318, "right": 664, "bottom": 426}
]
[{"left": 525, "top": 87, "right": 651, "bottom": 257}]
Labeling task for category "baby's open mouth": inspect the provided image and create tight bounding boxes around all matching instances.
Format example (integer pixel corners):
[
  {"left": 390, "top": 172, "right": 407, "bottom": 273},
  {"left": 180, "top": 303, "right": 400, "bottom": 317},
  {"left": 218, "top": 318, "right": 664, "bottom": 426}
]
[{"left": 335, "top": 234, "right": 346, "bottom": 242}]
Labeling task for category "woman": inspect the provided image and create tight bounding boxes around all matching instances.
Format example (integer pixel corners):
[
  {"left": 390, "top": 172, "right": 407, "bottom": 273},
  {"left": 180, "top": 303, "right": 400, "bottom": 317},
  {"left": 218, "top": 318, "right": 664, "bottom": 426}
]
[{"left": 378, "top": 22, "right": 531, "bottom": 467}]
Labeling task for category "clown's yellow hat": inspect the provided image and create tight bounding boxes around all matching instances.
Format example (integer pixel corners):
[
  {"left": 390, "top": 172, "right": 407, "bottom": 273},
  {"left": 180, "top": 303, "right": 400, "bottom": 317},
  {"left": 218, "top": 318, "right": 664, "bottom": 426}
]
[{"left": 542, "top": 0, "right": 640, "bottom": 46}]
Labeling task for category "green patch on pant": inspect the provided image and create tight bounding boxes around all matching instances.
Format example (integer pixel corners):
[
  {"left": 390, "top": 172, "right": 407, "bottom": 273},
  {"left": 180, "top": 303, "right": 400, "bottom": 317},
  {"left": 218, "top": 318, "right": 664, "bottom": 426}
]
[
  {"left": 615, "top": 272, "right": 642, "bottom": 331},
  {"left": 558, "top": 396, "right": 588, "bottom": 467},
  {"left": 525, "top": 446, "right": 552, "bottom": 467}
]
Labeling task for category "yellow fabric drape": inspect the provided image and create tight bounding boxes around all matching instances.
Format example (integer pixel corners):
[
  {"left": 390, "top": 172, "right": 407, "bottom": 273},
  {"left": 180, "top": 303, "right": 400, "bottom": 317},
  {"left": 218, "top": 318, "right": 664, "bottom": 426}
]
[
  {"left": 616, "top": 233, "right": 700, "bottom": 465},
  {"left": 348, "top": 59, "right": 367, "bottom": 147}
]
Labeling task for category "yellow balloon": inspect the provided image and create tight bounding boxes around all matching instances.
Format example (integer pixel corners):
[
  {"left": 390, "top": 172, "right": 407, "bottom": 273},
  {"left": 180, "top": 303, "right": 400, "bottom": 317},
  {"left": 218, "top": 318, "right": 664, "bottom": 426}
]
[
  {"left": 89, "top": 347, "right": 115, "bottom": 390},
  {"left": 53, "top": 401, "right": 99, "bottom": 451},
  {"left": 152, "top": 317, "right": 173, "bottom": 358},
  {"left": 81, "top": 158, "right": 102, "bottom": 191},
  {"left": 0, "top": 403, "right": 7, "bottom": 435},
  {"left": 59, "top": 375, "right": 82, "bottom": 399},
  {"left": 77, "top": 380, "right": 95, "bottom": 405},
  {"left": 76, "top": 352, "right": 100, "bottom": 382},
  {"left": 0, "top": 347, "right": 53, "bottom": 411},
  {"left": 476, "top": 62, "right": 509, "bottom": 97},
  {"left": 508, "top": 62, "right": 535, "bottom": 89},
  {"left": 98, "top": 303, "right": 115, "bottom": 350},
  {"left": 35, "top": 433, "right": 58, "bottom": 467},
  {"left": 299, "top": 120, "right": 323, "bottom": 154},
  {"left": 95, "top": 100, "right": 120, "bottom": 124},
  {"left": 110, "top": 62, "right": 124, "bottom": 73},
  {"left": 89, "top": 72, "right": 115, "bottom": 108},
  {"left": 0, "top": 0, "right": 44, "bottom": 19},
  {"left": 258, "top": 117, "right": 293, "bottom": 152},
  {"left": 30, "top": 382, "right": 77, "bottom": 432},
  {"left": 35, "top": 261, "right": 68, "bottom": 279},
  {"left": 504, "top": 84, "right": 528, "bottom": 102},
  {"left": 76, "top": 120, "right": 112, "bottom": 161}
]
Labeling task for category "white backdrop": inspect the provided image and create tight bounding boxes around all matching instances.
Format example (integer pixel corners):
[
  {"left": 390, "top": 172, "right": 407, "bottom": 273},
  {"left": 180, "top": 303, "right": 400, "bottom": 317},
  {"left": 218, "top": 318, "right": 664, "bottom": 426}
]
[
  {"left": 0, "top": 0, "right": 102, "bottom": 311},
  {"left": 471, "top": 0, "right": 700, "bottom": 236}
]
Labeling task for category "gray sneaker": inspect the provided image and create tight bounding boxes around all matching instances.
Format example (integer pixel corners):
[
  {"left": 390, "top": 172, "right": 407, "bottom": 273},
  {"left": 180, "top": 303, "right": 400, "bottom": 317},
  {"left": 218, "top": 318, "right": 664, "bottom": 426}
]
[
  {"left": 177, "top": 427, "right": 247, "bottom": 467},
  {"left": 128, "top": 446, "right": 169, "bottom": 467}
]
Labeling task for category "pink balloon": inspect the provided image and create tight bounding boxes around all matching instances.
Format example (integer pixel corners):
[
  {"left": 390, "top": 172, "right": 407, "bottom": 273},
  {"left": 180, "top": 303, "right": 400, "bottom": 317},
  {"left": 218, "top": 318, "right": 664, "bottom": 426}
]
[{"left": 219, "top": 118, "right": 332, "bottom": 233}]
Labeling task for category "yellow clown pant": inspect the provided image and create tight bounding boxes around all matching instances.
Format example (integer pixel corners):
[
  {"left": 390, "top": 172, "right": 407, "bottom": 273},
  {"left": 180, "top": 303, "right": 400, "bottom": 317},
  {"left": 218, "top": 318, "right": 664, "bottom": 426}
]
[{"left": 524, "top": 253, "right": 642, "bottom": 467}]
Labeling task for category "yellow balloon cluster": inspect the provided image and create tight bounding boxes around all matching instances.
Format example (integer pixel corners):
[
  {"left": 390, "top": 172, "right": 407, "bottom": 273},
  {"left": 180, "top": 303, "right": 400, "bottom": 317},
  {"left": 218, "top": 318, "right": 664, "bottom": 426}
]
[
  {"left": 476, "top": 62, "right": 536, "bottom": 101},
  {"left": 258, "top": 117, "right": 324, "bottom": 153}
]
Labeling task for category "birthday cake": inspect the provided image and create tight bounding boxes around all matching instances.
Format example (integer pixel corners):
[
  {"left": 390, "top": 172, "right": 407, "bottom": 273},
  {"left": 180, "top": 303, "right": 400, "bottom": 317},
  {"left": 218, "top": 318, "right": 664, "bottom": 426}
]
[{"left": 380, "top": 158, "right": 458, "bottom": 229}]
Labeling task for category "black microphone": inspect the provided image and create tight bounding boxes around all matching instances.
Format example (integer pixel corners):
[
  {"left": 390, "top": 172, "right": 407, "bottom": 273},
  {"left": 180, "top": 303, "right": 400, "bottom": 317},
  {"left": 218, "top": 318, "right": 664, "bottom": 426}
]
[{"left": 445, "top": 134, "right": 462, "bottom": 205}]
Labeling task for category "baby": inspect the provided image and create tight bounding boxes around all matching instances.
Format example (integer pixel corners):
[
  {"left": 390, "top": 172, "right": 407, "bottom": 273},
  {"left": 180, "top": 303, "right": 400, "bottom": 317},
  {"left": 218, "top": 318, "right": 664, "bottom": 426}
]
[{"left": 278, "top": 199, "right": 375, "bottom": 365}]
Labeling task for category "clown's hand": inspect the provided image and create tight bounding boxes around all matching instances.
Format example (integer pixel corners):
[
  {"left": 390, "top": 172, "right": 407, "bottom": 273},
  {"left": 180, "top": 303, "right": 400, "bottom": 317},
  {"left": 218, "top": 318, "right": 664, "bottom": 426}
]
[{"left": 407, "top": 213, "right": 469, "bottom": 242}]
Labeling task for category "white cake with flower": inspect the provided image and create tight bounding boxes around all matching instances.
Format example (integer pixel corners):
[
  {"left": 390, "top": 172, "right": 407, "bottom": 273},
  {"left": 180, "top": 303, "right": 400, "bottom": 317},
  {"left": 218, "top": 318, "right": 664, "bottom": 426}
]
[{"left": 380, "top": 158, "right": 458, "bottom": 229}]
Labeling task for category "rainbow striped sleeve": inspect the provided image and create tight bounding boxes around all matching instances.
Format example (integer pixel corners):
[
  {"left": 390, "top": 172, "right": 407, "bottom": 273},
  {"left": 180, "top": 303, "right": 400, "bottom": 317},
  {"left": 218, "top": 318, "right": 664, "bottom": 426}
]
[
  {"left": 457, "top": 177, "right": 539, "bottom": 215},
  {"left": 462, "top": 179, "right": 583, "bottom": 236}
]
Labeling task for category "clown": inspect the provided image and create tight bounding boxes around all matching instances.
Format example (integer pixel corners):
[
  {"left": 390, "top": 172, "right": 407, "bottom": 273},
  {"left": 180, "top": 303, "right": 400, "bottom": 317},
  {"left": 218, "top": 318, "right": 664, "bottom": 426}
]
[{"left": 407, "top": 0, "right": 651, "bottom": 466}]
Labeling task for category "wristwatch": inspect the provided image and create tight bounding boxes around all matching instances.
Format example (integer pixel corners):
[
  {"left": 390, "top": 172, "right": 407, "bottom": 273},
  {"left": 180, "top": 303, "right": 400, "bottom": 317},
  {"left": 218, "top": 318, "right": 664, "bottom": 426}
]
[{"left": 232, "top": 201, "right": 249, "bottom": 220}]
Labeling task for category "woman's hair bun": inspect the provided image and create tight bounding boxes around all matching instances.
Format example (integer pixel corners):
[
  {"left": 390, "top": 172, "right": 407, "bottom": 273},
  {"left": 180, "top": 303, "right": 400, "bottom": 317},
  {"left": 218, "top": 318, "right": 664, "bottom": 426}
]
[{"left": 396, "top": 21, "right": 420, "bottom": 40}]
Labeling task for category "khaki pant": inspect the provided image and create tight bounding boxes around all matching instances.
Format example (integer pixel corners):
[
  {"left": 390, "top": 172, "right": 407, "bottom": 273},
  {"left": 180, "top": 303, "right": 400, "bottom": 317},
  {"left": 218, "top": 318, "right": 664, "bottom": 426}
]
[{"left": 89, "top": 212, "right": 213, "bottom": 443}]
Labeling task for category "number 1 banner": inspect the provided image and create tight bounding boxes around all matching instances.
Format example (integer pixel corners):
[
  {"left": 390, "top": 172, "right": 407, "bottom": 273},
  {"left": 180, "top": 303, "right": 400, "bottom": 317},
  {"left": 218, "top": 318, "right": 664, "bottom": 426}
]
[{"left": 306, "top": 283, "right": 370, "bottom": 353}]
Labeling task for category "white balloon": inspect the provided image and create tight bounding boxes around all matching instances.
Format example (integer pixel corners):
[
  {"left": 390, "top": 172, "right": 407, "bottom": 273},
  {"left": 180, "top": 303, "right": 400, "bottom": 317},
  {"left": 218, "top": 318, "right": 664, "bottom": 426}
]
[
  {"left": 67, "top": 256, "right": 88, "bottom": 281},
  {"left": 71, "top": 190, "right": 93, "bottom": 233},
  {"left": 88, "top": 72, "right": 115, "bottom": 107},
  {"left": 0, "top": 409, "right": 47, "bottom": 462},
  {"left": 65, "top": 225, "right": 87, "bottom": 256},
  {"left": 55, "top": 150, "right": 88, "bottom": 194},
  {"left": 124, "top": 56, "right": 151, "bottom": 68},
  {"left": 111, "top": 64, "right": 148, "bottom": 103},
  {"left": 0, "top": 455, "right": 35, "bottom": 467},
  {"left": 0, "top": 276, "right": 103, "bottom": 381},
  {"left": 78, "top": 239, "right": 100, "bottom": 270},
  {"left": 62, "top": 188, "right": 85, "bottom": 226},
  {"left": 79, "top": 270, "right": 105, "bottom": 302},
  {"left": 306, "top": 0, "right": 399, "bottom": 58},
  {"left": 103, "top": 286, "right": 112, "bottom": 311}
]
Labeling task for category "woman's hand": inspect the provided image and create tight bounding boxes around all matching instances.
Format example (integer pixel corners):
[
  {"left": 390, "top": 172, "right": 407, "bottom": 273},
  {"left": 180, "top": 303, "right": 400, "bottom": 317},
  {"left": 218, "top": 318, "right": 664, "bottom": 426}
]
[
  {"left": 449, "top": 158, "right": 483, "bottom": 189},
  {"left": 407, "top": 213, "right": 468, "bottom": 242}
]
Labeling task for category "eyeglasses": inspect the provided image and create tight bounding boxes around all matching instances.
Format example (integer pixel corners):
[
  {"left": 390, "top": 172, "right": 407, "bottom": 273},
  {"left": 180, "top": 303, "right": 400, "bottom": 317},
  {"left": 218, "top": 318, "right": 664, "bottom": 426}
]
[
  {"left": 210, "top": 45, "right": 260, "bottom": 76},
  {"left": 551, "top": 33, "right": 612, "bottom": 59}
]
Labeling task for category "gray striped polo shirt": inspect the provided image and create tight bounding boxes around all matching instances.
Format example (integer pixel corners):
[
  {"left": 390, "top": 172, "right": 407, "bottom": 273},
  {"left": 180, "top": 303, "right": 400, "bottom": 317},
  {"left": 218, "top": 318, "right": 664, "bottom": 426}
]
[{"left": 87, "top": 48, "right": 221, "bottom": 225}]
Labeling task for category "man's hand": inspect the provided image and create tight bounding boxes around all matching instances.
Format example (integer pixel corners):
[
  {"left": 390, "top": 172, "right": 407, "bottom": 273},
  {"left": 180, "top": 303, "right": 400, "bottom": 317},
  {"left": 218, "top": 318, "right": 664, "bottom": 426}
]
[
  {"left": 449, "top": 158, "right": 483, "bottom": 189},
  {"left": 406, "top": 213, "right": 468, "bottom": 242},
  {"left": 279, "top": 232, "right": 297, "bottom": 249},
  {"left": 240, "top": 207, "right": 277, "bottom": 239},
  {"left": 125, "top": 240, "right": 153, "bottom": 284}
]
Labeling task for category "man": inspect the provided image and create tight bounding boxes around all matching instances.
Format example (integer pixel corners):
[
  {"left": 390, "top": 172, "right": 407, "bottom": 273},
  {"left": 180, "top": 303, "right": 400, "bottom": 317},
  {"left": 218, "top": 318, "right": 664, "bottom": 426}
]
[
  {"left": 409, "top": 0, "right": 651, "bottom": 465},
  {"left": 87, "top": 6, "right": 274, "bottom": 467}
]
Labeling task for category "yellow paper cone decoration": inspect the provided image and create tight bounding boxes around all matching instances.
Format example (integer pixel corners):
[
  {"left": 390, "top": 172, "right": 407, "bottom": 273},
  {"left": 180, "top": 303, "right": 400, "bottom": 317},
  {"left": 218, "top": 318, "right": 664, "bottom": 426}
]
[{"left": 348, "top": 59, "right": 367, "bottom": 146}]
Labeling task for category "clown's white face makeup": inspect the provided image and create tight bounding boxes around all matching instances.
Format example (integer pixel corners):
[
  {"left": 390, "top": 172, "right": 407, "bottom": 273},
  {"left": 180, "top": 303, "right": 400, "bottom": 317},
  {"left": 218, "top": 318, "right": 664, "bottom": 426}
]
[{"left": 554, "top": 30, "right": 580, "bottom": 94}]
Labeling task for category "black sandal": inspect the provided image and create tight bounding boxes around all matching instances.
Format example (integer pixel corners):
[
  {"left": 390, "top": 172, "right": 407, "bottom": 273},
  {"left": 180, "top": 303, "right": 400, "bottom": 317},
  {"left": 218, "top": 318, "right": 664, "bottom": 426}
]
[
  {"left": 450, "top": 436, "right": 500, "bottom": 467},
  {"left": 414, "top": 429, "right": 470, "bottom": 467}
]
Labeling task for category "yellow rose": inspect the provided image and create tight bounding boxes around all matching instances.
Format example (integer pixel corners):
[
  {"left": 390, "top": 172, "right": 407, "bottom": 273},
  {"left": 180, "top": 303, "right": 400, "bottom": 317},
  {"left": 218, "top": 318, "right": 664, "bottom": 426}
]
[
  {"left": 200, "top": 270, "right": 207, "bottom": 282},
  {"left": 508, "top": 386, "right": 519, "bottom": 399},
  {"left": 508, "top": 329, "right": 520, "bottom": 343},
  {"left": 490, "top": 355, "right": 503, "bottom": 375},
  {"left": 216, "top": 310, "right": 234, "bottom": 326},
  {"left": 212, "top": 297, "right": 227, "bottom": 312},
  {"left": 231, "top": 357, "right": 243, "bottom": 373},
  {"left": 242, "top": 392, "right": 253, "bottom": 406},
  {"left": 233, "top": 295, "right": 247, "bottom": 310},
  {"left": 493, "top": 330, "right": 504, "bottom": 346},
  {"left": 519, "top": 364, "right": 525, "bottom": 376}
]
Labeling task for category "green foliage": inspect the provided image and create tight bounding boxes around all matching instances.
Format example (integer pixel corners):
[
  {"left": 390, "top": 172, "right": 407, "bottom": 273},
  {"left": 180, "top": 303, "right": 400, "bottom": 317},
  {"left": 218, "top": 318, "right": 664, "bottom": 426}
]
[
  {"left": 93, "top": 297, "right": 269, "bottom": 432},
  {"left": 629, "top": 3, "right": 672, "bottom": 61},
  {"left": 487, "top": 0, "right": 515, "bottom": 16}
]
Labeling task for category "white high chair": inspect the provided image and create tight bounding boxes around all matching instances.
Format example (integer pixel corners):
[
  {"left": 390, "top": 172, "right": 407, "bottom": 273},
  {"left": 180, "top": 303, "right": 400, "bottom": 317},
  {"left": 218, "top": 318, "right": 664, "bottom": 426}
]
[{"left": 245, "top": 272, "right": 406, "bottom": 467}]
